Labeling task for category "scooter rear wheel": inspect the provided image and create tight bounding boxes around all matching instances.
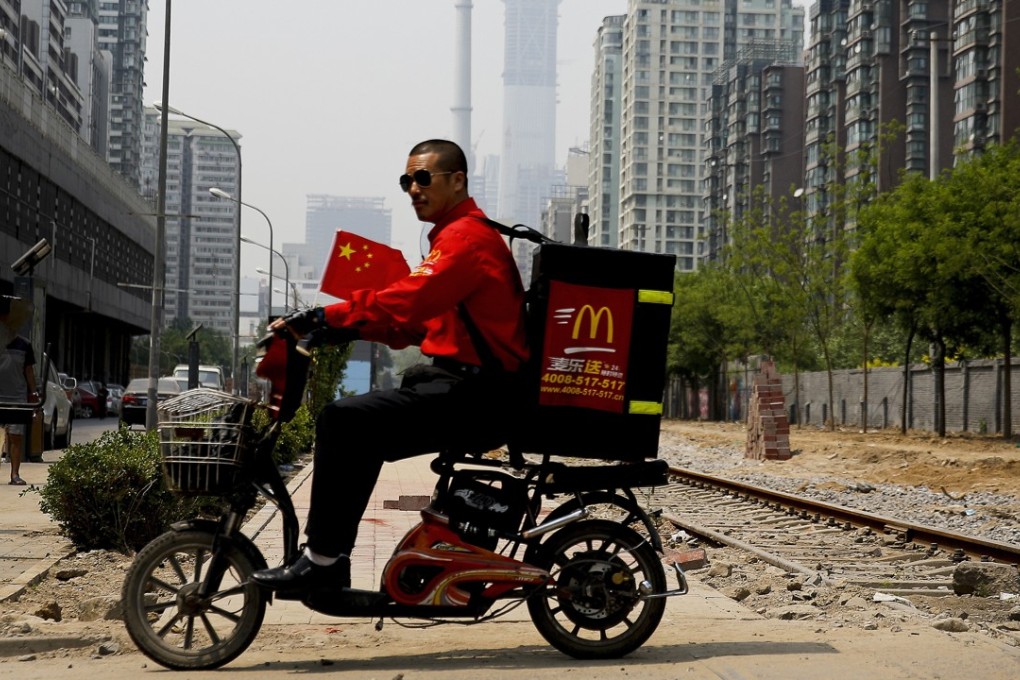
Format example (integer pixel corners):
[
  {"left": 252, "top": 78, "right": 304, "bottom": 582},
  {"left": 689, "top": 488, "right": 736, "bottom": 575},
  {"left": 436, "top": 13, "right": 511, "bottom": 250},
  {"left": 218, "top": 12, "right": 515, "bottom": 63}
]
[
  {"left": 527, "top": 519, "right": 667, "bottom": 659},
  {"left": 121, "top": 528, "right": 267, "bottom": 670}
]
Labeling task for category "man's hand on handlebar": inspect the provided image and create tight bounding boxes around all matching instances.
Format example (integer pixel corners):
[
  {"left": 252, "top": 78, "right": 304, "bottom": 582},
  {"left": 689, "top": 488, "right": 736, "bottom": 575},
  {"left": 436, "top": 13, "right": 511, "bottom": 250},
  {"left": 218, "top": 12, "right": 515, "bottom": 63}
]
[
  {"left": 269, "top": 307, "right": 359, "bottom": 352},
  {"left": 270, "top": 307, "right": 327, "bottom": 335}
]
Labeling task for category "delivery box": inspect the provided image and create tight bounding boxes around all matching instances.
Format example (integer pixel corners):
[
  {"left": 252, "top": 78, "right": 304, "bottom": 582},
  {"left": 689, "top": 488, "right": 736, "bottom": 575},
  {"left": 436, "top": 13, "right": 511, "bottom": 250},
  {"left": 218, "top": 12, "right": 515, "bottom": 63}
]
[{"left": 510, "top": 242, "right": 676, "bottom": 461}]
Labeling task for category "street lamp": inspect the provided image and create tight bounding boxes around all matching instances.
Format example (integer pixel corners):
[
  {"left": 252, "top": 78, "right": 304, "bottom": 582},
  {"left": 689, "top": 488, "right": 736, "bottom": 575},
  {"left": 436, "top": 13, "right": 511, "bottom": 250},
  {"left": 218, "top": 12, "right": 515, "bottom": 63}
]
[
  {"left": 273, "top": 285, "right": 301, "bottom": 310},
  {"left": 154, "top": 101, "right": 242, "bottom": 395},
  {"left": 241, "top": 235, "right": 289, "bottom": 313},
  {"left": 212, "top": 188, "right": 273, "bottom": 315},
  {"left": 256, "top": 268, "right": 300, "bottom": 310}
]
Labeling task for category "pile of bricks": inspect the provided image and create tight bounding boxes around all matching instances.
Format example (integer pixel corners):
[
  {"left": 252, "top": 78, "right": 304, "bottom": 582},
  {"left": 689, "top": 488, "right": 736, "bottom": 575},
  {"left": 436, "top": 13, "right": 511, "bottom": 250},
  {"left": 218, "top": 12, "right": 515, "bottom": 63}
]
[{"left": 745, "top": 359, "right": 791, "bottom": 460}]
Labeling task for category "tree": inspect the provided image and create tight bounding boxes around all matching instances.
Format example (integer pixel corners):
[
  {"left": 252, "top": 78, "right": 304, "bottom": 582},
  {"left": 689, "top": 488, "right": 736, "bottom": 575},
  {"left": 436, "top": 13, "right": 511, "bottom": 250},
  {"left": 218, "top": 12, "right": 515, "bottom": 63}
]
[
  {"left": 939, "top": 142, "right": 1020, "bottom": 437},
  {"left": 667, "top": 267, "right": 735, "bottom": 420}
]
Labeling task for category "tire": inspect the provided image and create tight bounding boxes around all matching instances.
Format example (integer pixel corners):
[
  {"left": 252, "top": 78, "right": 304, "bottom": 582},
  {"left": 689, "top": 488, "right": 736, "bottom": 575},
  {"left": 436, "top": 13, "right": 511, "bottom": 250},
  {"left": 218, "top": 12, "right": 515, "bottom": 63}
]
[
  {"left": 56, "top": 415, "right": 72, "bottom": 449},
  {"left": 56, "top": 415, "right": 72, "bottom": 452},
  {"left": 45, "top": 411, "right": 56, "bottom": 450},
  {"left": 121, "top": 529, "right": 268, "bottom": 670},
  {"left": 526, "top": 519, "right": 667, "bottom": 659},
  {"left": 80, "top": 405, "right": 93, "bottom": 419}
]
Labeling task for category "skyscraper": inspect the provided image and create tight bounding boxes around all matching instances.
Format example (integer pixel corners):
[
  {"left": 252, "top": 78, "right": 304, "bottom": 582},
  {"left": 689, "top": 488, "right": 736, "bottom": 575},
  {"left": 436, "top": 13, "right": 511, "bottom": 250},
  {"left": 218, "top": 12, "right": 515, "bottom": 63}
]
[{"left": 499, "top": 0, "right": 560, "bottom": 272}]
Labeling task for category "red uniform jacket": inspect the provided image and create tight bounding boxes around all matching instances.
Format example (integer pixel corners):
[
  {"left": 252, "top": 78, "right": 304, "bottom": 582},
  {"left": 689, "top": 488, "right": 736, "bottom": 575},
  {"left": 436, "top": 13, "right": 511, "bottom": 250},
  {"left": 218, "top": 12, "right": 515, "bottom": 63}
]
[{"left": 322, "top": 198, "right": 530, "bottom": 372}]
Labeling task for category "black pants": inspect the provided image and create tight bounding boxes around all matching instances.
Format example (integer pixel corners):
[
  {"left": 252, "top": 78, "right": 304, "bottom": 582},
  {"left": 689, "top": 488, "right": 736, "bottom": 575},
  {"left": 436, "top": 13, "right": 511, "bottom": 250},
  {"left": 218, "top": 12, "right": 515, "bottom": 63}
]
[{"left": 303, "top": 366, "right": 515, "bottom": 557}]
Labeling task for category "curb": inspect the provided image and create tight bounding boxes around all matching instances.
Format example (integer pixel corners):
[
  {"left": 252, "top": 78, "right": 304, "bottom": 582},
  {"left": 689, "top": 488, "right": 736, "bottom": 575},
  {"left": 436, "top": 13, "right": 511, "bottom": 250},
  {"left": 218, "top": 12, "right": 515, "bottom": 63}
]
[{"left": 0, "top": 545, "right": 75, "bottom": 604}]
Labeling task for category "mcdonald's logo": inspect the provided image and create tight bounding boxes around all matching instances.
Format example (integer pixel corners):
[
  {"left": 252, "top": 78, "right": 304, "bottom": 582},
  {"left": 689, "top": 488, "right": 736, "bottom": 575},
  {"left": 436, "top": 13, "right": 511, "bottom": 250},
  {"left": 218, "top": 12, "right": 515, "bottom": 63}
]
[{"left": 572, "top": 305, "right": 614, "bottom": 343}]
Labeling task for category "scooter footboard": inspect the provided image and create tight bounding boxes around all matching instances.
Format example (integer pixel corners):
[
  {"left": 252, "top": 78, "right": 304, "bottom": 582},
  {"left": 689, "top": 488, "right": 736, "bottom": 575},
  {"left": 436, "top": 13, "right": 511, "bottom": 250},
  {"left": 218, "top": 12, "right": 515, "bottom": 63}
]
[{"left": 302, "top": 588, "right": 493, "bottom": 619}]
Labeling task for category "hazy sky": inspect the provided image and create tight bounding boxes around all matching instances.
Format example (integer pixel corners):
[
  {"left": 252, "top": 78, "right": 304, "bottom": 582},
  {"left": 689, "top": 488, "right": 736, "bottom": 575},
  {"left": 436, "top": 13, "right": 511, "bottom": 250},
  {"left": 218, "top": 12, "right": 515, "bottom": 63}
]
[{"left": 143, "top": 0, "right": 628, "bottom": 280}]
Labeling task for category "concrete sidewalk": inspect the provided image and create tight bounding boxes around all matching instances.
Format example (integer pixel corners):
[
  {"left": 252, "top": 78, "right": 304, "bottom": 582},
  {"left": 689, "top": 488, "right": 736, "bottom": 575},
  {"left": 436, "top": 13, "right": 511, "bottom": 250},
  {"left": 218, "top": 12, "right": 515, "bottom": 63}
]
[
  {"left": 0, "top": 447, "right": 438, "bottom": 607},
  {"left": 242, "top": 452, "right": 440, "bottom": 624},
  {"left": 0, "top": 455, "right": 75, "bottom": 603}
]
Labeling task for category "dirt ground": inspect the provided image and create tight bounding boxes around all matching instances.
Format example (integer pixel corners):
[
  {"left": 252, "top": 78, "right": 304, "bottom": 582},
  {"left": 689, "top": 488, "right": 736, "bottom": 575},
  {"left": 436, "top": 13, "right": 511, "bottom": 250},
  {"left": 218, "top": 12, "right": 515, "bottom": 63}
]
[
  {"left": 3, "top": 421, "right": 1020, "bottom": 670},
  {"left": 661, "top": 419, "right": 1020, "bottom": 498}
]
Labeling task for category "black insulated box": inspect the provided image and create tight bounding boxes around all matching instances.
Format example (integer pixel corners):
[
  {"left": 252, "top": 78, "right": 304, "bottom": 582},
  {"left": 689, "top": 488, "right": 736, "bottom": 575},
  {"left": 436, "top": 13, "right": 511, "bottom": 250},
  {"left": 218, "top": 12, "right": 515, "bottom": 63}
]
[{"left": 511, "top": 242, "right": 676, "bottom": 461}]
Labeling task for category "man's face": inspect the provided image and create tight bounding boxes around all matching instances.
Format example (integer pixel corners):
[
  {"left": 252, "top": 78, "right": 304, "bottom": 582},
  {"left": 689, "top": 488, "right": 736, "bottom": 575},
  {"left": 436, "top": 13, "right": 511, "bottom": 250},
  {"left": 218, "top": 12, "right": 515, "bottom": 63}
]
[{"left": 404, "top": 152, "right": 462, "bottom": 224}]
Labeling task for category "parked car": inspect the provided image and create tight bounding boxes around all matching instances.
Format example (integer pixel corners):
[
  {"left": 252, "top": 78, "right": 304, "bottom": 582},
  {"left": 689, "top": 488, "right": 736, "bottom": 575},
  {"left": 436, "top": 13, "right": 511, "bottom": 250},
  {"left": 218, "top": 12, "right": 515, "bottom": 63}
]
[
  {"left": 37, "top": 355, "right": 73, "bottom": 449},
  {"left": 172, "top": 364, "right": 225, "bottom": 390},
  {"left": 119, "top": 377, "right": 182, "bottom": 428},
  {"left": 107, "top": 383, "right": 124, "bottom": 416},
  {"left": 76, "top": 384, "right": 102, "bottom": 419},
  {"left": 58, "top": 372, "right": 81, "bottom": 412}
]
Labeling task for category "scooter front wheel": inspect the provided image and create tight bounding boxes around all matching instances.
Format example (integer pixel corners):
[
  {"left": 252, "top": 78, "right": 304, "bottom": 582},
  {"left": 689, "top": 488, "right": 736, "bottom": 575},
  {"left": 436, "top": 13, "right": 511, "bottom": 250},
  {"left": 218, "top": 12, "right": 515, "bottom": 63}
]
[
  {"left": 527, "top": 519, "right": 667, "bottom": 659},
  {"left": 121, "top": 528, "right": 268, "bottom": 670}
]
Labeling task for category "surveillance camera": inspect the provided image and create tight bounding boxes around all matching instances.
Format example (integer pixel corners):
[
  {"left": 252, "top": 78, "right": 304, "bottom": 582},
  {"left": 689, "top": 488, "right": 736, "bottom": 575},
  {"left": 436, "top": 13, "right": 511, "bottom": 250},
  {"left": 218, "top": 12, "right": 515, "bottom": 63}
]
[{"left": 11, "top": 238, "right": 53, "bottom": 276}]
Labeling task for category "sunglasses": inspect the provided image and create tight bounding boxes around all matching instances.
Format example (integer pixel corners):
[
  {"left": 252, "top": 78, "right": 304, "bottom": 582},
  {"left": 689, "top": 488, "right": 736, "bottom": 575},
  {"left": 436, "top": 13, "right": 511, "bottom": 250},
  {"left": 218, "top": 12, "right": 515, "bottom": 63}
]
[{"left": 399, "top": 169, "right": 454, "bottom": 192}]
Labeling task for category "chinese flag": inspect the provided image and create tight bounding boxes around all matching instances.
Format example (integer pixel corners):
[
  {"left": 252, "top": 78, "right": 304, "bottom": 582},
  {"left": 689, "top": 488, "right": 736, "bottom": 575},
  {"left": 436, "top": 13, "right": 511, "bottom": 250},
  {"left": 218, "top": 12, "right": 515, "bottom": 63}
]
[{"left": 320, "top": 230, "right": 410, "bottom": 300}]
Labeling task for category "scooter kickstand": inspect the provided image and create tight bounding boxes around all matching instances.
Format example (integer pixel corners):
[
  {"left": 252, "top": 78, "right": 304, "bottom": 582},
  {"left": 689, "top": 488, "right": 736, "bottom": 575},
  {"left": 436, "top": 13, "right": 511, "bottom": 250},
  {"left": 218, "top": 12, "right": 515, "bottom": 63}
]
[{"left": 374, "top": 617, "right": 384, "bottom": 632}]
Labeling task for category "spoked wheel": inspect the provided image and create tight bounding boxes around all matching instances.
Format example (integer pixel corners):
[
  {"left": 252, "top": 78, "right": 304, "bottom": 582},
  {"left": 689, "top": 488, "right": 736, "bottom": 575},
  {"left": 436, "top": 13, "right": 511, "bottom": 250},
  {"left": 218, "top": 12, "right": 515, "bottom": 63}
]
[
  {"left": 121, "top": 528, "right": 268, "bottom": 670},
  {"left": 527, "top": 519, "right": 667, "bottom": 659}
]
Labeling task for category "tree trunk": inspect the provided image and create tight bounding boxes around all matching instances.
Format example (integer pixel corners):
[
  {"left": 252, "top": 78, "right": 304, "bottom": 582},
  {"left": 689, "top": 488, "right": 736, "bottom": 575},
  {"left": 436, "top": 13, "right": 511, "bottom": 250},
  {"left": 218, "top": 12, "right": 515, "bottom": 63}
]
[
  {"left": 862, "top": 322, "right": 870, "bottom": 433},
  {"left": 901, "top": 326, "right": 915, "bottom": 435},
  {"left": 1003, "top": 319, "right": 1013, "bottom": 439},
  {"left": 932, "top": 337, "right": 947, "bottom": 438}
]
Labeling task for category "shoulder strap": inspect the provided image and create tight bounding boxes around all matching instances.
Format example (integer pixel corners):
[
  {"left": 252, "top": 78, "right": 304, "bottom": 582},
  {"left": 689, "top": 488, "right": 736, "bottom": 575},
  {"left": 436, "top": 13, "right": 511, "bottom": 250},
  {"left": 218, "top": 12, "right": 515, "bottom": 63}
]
[{"left": 477, "top": 217, "right": 554, "bottom": 246}]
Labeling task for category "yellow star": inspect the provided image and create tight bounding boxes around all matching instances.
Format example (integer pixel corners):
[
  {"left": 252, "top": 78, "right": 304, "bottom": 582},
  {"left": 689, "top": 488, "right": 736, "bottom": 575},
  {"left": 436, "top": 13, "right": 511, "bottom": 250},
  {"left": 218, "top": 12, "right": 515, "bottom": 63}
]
[{"left": 338, "top": 243, "right": 355, "bottom": 260}]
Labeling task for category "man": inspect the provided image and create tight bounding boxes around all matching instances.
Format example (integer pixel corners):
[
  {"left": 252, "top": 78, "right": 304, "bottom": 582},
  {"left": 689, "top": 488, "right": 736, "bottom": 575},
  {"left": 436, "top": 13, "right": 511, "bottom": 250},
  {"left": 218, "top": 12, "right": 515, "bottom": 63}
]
[{"left": 252, "top": 139, "right": 529, "bottom": 592}]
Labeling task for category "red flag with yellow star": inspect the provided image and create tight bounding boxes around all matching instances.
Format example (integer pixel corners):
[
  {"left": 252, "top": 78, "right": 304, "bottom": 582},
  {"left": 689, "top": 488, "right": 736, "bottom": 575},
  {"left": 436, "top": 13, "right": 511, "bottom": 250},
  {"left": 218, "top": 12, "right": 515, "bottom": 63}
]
[{"left": 319, "top": 230, "right": 410, "bottom": 300}]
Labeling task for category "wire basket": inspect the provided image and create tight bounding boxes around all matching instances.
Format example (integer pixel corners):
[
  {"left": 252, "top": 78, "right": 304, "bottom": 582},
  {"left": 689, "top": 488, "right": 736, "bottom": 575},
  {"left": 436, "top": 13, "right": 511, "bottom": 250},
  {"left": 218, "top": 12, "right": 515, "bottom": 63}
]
[{"left": 158, "top": 388, "right": 259, "bottom": 495}]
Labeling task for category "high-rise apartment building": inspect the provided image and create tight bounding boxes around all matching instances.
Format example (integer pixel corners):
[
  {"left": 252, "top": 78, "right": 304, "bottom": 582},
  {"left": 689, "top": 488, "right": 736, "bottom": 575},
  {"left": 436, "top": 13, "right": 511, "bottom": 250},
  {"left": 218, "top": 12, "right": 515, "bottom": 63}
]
[
  {"left": 703, "top": 48, "right": 804, "bottom": 260},
  {"left": 802, "top": 0, "right": 1019, "bottom": 225},
  {"left": 18, "top": 0, "right": 86, "bottom": 131},
  {"left": 955, "top": 0, "right": 1020, "bottom": 154},
  {"left": 65, "top": 3, "right": 111, "bottom": 157},
  {"left": 499, "top": 0, "right": 560, "bottom": 273},
  {"left": 96, "top": 0, "right": 146, "bottom": 189},
  {"left": 594, "top": 0, "right": 804, "bottom": 271},
  {"left": 588, "top": 15, "right": 625, "bottom": 250},
  {"left": 141, "top": 108, "right": 242, "bottom": 337}
]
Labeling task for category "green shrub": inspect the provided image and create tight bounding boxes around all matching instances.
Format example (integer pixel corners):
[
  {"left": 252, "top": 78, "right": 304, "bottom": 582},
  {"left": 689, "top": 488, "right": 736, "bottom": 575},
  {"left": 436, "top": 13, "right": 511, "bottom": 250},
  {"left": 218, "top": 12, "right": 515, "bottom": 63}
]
[
  {"left": 251, "top": 403, "right": 315, "bottom": 465},
  {"left": 38, "top": 427, "right": 220, "bottom": 553}
]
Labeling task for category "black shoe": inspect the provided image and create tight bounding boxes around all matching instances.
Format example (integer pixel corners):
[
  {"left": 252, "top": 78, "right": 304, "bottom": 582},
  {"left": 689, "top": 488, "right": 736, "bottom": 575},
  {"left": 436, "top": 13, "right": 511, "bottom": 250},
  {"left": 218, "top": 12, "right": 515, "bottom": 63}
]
[{"left": 251, "top": 554, "right": 350, "bottom": 593}]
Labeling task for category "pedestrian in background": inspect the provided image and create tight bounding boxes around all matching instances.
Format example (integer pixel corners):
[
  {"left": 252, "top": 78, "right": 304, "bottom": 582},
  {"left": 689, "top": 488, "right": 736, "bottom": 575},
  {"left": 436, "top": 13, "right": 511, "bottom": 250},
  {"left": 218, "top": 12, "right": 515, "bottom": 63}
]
[{"left": 0, "top": 296, "right": 38, "bottom": 486}]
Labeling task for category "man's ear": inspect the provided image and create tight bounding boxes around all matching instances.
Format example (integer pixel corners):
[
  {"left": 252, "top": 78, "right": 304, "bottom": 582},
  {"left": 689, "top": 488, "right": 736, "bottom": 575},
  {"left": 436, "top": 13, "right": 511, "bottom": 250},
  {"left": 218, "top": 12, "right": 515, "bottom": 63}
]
[{"left": 453, "top": 170, "right": 467, "bottom": 192}]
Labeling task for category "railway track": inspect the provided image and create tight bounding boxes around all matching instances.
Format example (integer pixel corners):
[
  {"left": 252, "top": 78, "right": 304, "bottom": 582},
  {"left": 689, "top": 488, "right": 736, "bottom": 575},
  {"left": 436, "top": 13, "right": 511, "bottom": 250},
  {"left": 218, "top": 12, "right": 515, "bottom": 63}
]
[{"left": 652, "top": 466, "right": 1020, "bottom": 598}]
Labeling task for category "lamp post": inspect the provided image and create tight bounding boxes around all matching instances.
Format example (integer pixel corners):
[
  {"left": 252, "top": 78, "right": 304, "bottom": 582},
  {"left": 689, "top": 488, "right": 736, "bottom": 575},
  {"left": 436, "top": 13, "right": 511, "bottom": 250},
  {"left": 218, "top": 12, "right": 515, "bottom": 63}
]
[
  {"left": 273, "top": 285, "right": 300, "bottom": 310},
  {"left": 241, "top": 235, "right": 289, "bottom": 314},
  {"left": 146, "top": 0, "right": 173, "bottom": 430},
  {"left": 257, "top": 267, "right": 300, "bottom": 310},
  {"left": 154, "top": 102, "right": 242, "bottom": 395},
  {"left": 212, "top": 188, "right": 273, "bottom": 315}
]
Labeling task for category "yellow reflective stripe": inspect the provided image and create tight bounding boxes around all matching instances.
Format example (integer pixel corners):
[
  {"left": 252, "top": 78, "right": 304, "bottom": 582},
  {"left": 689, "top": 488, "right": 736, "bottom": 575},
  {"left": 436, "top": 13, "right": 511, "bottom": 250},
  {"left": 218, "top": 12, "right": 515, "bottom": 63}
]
[
  {"left": 628, "top": 401, "right": 663, "bottom": 415},
  {"left": 637, "top": 289, "right": 674, "bottom": 305}
]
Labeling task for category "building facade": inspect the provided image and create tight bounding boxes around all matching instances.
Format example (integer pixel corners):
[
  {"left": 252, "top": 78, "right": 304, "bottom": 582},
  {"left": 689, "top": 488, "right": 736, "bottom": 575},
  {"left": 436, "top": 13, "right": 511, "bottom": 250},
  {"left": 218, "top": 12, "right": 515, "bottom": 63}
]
[
  {"left": 96, "top": 0, "right": 146, "bottom": 189},
  {"left": 591, "top": 0, "right": 805, "bottom": 272},
  {"left": 141, "top": 108, "right": 242, "bottom": 338},
  {"left": 588, "top": 14, "right": 625, "bottom": 250}
]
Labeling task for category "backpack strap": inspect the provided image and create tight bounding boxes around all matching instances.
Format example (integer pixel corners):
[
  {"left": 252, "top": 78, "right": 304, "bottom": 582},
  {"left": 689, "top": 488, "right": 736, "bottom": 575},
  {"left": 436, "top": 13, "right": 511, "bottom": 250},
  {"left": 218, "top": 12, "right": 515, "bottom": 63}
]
[{"left": 478, "top": 217, "right": 554, "bottom": 246}]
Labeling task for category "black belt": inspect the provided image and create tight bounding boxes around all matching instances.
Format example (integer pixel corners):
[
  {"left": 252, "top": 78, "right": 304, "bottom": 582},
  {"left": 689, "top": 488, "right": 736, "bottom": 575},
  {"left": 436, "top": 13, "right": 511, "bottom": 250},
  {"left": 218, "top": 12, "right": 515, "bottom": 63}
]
[{"left": 432, "top": 357, "right": 485, "bottom": 377}]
